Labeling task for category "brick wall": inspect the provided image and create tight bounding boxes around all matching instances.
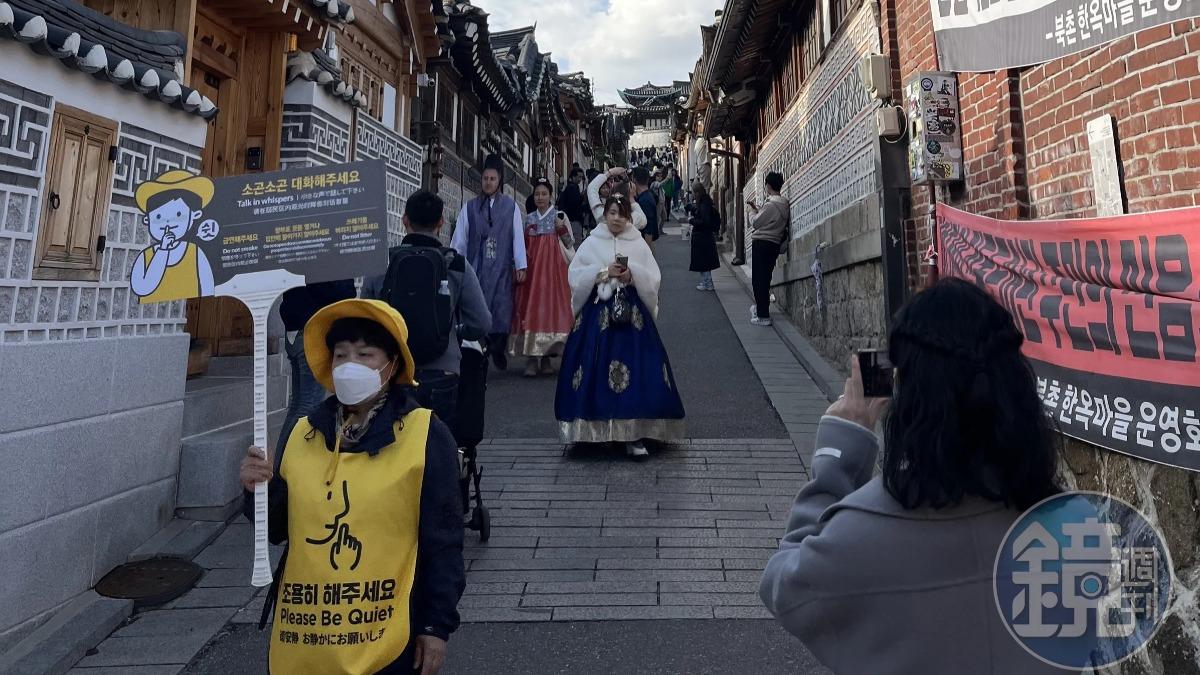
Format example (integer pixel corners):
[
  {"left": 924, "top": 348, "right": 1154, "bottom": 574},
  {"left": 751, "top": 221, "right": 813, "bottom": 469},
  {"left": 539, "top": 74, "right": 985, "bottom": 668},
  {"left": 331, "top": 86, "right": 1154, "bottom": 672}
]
[{"left": 888, "top": 1, "right": 1200, "bottom": 668}]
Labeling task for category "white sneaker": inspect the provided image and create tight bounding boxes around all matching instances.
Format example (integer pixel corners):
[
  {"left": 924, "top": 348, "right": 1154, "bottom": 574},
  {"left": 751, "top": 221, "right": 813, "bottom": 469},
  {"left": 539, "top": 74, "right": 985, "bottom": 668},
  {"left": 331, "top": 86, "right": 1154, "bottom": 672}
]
[
  {"left": 696, "top": 283, "right": 709, "bottom": 291},
  {"left": 750, "top": 304, "right": 758, "bottom": 320},
  {"left": 751, "top": 317, "right": 773, "bottom": 327},
  {"left": 626, "top": 441, "right": 650, "bottom": 460}
]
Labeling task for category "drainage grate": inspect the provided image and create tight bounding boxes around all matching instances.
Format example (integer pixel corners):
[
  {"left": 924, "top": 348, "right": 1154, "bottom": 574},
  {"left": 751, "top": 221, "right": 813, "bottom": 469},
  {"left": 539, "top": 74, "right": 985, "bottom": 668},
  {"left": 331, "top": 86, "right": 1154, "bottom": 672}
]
[{"left": 95, "top": 558, "right": 203, "bottom": 609}]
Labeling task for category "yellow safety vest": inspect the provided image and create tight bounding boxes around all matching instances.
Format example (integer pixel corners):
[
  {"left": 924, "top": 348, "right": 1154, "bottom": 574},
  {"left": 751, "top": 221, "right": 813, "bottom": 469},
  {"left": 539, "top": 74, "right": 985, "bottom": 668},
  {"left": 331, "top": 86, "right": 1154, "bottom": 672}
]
[
  {"left": 270, "top": 408, "right": 430, "bottom": 675},
  {"left": 138, "top": 243, "right": 200, "bottom": 304}
]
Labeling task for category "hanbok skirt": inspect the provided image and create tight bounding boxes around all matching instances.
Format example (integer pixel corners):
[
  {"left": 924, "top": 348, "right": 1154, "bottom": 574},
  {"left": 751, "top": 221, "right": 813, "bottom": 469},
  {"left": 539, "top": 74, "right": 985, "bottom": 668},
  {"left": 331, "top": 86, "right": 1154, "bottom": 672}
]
[
  {"left": 555, "top": 285, "right": 686, "bottom": 443},
  {"left": 511, "top": 234, "right": 574, "bottom": 357}
]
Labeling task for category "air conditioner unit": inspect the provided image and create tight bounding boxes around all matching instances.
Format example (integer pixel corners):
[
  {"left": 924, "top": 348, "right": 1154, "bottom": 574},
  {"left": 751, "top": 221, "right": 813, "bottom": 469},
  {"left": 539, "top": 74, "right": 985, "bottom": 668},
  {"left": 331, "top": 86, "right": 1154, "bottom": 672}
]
[{"left": 859, "top": 54, "right": 891, "bottom": 101}]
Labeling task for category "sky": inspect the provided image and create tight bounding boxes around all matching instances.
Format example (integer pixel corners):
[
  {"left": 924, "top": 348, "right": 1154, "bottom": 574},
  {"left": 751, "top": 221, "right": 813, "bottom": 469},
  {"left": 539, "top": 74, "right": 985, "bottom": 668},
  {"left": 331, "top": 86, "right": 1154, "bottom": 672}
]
[{"left": 483, "top": 0, "right": 726, "bottom": 105}]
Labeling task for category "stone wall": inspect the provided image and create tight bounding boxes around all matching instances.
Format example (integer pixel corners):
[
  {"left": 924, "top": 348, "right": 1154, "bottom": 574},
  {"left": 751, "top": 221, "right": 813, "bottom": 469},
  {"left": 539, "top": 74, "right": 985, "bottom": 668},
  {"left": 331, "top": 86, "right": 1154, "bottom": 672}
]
[
  {"left": 354, "top": 113, "right": 423, "bottom": 245},
  {"left": 746, "top": 3, "right": 889, "bottom": 370},
  {"left": 778, "top": 260, "right": 888, "bottom": 370},
  {"left": 889, "top": 0, "right": 1200, "bottom": 667},
  {"left": 0, "top": 45, "right": 207, "bottom": 646}
]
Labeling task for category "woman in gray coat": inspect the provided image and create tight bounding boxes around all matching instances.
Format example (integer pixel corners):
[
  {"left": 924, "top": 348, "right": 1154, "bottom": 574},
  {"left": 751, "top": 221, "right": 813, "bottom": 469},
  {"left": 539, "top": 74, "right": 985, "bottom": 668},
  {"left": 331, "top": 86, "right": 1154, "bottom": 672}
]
[{"left": 760, "top": 279, "right": 1064, "bottom": 674}]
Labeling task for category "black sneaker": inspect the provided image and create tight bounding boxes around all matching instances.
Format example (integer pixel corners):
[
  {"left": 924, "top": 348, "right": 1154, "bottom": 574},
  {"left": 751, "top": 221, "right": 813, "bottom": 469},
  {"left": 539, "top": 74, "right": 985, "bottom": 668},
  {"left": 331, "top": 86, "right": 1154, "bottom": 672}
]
[{"left": 492, "top": 348, "right": 508, "bottom": 371}]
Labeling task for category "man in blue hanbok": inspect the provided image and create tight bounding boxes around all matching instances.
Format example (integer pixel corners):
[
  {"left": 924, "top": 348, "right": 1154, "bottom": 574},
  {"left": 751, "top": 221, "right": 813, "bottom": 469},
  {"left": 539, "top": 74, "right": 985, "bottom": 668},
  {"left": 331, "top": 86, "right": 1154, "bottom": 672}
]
[{"left": 451, "top": 156, "right": 528, "bottom": 370}]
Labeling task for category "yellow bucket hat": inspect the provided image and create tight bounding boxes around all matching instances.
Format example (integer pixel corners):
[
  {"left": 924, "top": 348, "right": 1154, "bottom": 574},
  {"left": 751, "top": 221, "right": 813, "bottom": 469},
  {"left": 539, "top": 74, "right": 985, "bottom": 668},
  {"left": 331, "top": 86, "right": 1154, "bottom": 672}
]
[
  {"left": 135, "top": 170, "right": 215, "bottom": 212},
  {"left": 303, "top": 299, "right": 417, "bottom": 392}
]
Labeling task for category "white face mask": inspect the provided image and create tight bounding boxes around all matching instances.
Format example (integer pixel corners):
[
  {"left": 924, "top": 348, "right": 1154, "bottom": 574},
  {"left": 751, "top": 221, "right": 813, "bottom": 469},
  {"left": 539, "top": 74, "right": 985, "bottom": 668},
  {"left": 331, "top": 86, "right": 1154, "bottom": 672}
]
[{"left": 332, "top": 361, "right": 390, "bottom": 405}]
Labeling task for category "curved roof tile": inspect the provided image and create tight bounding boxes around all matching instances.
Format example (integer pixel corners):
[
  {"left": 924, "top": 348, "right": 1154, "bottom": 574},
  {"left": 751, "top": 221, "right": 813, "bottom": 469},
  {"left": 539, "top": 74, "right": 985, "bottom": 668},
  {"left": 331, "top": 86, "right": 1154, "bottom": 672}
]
[{"left": 0, "top": 1, "right": 217, "bottom": 120}]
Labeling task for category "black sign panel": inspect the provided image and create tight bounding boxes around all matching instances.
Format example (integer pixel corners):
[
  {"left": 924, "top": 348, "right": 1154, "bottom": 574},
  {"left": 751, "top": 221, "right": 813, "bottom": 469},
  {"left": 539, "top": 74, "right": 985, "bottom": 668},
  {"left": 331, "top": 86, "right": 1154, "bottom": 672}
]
[{"left": 130, "top": 160, "right": 388, "bottom": 304}]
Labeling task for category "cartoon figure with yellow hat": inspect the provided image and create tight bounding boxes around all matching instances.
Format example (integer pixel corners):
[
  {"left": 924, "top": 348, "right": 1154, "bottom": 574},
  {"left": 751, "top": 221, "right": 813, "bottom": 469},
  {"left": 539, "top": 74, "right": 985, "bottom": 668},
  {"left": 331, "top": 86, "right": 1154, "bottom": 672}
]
[{"left": 130, "top": 169, "right": 217, "bottom": 303}]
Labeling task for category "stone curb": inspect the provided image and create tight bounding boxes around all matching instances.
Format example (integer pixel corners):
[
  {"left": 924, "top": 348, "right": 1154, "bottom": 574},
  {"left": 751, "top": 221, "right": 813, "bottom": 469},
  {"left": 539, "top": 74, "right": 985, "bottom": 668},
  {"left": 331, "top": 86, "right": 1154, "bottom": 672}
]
[
  {"left": 720, "top": 251, "right": 841, "bottom": 402},
  {"left": 5, "top": 516, "right": 233, "bottom": 675},
  {"left": 0, "top": 592, "right": 132, "bottom": 675}
]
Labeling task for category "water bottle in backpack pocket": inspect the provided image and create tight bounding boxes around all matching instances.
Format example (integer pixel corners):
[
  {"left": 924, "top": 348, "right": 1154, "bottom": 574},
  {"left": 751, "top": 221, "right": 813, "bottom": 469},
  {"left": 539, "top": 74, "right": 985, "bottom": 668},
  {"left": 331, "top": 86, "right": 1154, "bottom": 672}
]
[{"left": 381, "top": 246, "right": 456, "bottom": 364}]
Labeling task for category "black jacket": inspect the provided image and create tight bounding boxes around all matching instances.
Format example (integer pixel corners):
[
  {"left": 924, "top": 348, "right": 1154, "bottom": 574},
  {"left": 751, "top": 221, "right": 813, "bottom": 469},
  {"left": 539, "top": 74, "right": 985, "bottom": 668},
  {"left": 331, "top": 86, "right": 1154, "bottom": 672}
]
[
  {"left": 244, "top": 387, "right": 465, "bottom": 656},
  {"left": 557, "top": 182, "right": 585, "bottom": 222},
  {"left": 279, "top": 281, "right": 357, "bottom": 332},
  {"left": 688, "top": 198, "right": 721, "bottom": 273}
]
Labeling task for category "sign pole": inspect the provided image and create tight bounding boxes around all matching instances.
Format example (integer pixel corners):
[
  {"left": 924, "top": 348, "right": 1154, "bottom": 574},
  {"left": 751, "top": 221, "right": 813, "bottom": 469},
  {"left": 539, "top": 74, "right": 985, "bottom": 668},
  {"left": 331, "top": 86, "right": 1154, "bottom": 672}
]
[{"left": 246, "top": 289, "right": 282, "bottom": 588}]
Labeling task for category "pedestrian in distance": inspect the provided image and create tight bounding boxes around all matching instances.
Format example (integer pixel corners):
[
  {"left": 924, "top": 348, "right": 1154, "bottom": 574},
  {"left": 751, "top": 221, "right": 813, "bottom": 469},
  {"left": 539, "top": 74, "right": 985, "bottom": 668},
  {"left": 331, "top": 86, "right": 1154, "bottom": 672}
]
[
  {"left": 587, "top": 166, "right": 649, "bottom": 232},
  {"left": 687, "top": 183, "right": 721, "bottom": 292},
  {"left": 759, "top": 278, "right": 1064, "bottom": 675},
  {"left": 557, "top": 167, "right": 588, "bottom": 244},
  {"left": 555, "top": 194, "right": 685, "bottom": 460},
  {"left": 632, "top": 166, "right": 660, "bottom": 251},
  {"left": 275, "top": 279, "right": 357, "bottom": 472},
  {"left": 239, "top": 299, "right": 465, "bottom": 675},
  {"left": 746, "top": 171, "right": 790, "bottom": 326},
  {"left": 361, "top": 189, "right": 492, "bottom": 430},
  {"left": 451, "top": 155, "right": 528, "bottom": 372},
  {"left": 511, "top": 177, "right": 576, "bottom": 377},
  {"left": 650, "top": 168, "right": 670, "bottom": 233}
]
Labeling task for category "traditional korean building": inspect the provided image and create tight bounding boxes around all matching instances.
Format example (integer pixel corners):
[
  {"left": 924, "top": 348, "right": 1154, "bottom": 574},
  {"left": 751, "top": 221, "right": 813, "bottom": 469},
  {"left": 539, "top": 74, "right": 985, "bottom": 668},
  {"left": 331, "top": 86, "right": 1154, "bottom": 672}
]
[
  {"left": 0, "top": 0, "right": 436, "bottom": 649},
  {"left": 491, "top": 26, "right": 574, "bottom": 186},
  {"left": 595, "top": 104, "right": 633, "bottom": 171},
  {"left": 692, "top": 0, "right": 907, "bottom": 365},
  {"left": 420, "top": 5, "right": 599, "bottom": 222},
  {"left": 620, "top": 81, "right": 689, "bottom": 157},
  {"left": 556, "top": 71, "right": 597, "bottom": 172},
  {"left": 419, "top": 2, "right": 522, "bottom": 225}
]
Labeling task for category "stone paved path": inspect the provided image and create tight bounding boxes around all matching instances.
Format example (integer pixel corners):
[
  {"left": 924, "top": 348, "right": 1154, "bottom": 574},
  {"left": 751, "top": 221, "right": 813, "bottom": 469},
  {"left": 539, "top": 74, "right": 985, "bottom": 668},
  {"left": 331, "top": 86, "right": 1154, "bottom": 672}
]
[
  {"left": 72, "top": 224, "right": 834, "bottom": 674},
  {"left": 456, "top": 437, "right": 805, "bottom": 622}
]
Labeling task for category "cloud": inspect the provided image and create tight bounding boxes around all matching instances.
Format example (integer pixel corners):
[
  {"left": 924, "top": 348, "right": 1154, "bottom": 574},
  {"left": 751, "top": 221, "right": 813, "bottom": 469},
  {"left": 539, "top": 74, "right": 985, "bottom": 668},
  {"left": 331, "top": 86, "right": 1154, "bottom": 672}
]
[{"left": 481, "top": 0, "right": 724, "bottom": 105}]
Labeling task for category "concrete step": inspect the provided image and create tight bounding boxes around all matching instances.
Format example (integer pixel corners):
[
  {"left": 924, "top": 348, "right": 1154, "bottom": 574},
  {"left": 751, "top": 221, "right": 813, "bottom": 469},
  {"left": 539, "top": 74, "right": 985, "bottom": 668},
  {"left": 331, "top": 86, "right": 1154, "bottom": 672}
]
[
  {"left": 176, "top": 408, "right": 288, "bottom": 521},
  {"left": 128, "top": 519, "right": 227, "bottom": 563},
  {"left": 203, "top": 353, "right": 288, "bottom": 377},
  {"left": 181, "top": 375, "right": 289, "bottom": 439}
]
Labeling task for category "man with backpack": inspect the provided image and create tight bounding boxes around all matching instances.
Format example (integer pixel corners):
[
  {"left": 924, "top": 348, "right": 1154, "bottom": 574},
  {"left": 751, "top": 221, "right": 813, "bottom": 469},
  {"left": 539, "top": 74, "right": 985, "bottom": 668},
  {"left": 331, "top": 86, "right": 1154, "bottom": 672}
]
[{"left": 362, "top": 190, "right": 492, "bottom": 429}]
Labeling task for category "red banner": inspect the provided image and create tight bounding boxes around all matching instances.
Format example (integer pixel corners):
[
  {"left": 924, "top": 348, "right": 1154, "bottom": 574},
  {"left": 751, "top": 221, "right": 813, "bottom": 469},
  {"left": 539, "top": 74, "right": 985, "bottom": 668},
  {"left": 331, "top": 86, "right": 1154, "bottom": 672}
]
[{"left": 937, "top": 204, "right": 1200, "bottom": 470}]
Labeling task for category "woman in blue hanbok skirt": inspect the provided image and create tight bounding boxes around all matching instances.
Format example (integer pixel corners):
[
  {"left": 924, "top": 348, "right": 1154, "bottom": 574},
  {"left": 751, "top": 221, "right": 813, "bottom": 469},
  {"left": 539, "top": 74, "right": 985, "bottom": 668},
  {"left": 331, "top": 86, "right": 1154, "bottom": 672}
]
[{"left": 555, "top": 193, "right": 685, "bottom": 460}]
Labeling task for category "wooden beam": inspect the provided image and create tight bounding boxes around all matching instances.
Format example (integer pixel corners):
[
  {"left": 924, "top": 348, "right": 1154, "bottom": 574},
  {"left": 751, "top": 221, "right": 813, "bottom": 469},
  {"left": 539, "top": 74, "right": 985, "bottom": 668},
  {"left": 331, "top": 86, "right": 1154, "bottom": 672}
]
[
  {"left": 174, "top": 0, "right": 199, "bottom": 86},
  {"left": 194, "top": 38, "right": 239, "bottom": 80},
  {"left": 345, "top": 0, "right": 407, "bottom": 61}
]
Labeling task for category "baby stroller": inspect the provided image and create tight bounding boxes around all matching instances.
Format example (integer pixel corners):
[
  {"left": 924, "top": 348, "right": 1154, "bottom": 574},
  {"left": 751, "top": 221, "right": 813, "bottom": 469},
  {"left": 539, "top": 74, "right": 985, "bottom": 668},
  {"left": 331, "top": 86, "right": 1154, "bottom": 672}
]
[{"left": 454, "top": 340, "right": 491, "bottom": 542}]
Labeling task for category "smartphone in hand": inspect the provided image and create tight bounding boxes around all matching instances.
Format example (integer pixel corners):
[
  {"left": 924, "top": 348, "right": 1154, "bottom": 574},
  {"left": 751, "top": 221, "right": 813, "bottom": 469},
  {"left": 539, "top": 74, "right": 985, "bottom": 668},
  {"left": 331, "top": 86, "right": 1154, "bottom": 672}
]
[
  {"left": 615, "top": 254, "right": 629, "bottom": 268},
  {"left": 857, "top": 350, "right": 894, "bottom": 398}
]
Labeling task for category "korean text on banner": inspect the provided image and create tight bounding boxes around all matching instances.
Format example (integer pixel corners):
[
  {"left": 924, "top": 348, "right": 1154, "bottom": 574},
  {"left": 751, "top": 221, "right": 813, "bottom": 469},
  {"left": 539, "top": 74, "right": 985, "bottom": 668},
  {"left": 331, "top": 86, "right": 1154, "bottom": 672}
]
[
  {"left": 937, "top": 204, "right": 1200, "bottom": 471},
  {"left": 930, "top": 0, "right": 1200, "bottom": 72}
]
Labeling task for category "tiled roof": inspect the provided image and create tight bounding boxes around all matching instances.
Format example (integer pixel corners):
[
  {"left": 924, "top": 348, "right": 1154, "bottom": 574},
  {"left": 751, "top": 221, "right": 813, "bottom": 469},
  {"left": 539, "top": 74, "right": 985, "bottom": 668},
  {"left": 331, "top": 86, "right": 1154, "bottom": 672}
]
[
  {"left": 0, "top": 0, "right": 217, "bottom": 119},
  {"left": 285, "top": 35, "right": 367, "bottom": 109},
  {"left": 444, "top": 3, "right": 522, "bottom": 114},
  {"left": 307, "top": 0, "right": 355, "bottom": 23},
  {"left": 490, "top": 25, "right": 532, "bottom": 53}
]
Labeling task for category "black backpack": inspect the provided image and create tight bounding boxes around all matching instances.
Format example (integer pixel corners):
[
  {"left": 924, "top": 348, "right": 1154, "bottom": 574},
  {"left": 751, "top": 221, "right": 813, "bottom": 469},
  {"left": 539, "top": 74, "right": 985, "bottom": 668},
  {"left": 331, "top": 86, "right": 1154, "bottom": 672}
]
[{"left": 381, "top": 245, "right": 457, "bottom": 365}]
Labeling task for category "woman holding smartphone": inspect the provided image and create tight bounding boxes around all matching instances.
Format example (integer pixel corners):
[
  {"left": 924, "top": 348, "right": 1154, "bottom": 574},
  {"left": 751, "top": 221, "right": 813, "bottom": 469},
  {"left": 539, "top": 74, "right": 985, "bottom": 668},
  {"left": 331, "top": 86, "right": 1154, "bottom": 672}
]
[
  {"left": 759, "top": 279, "right": 1063, "bottom": 674},
  {"left": 511, "top": 178, "right": 575, "bottom": 377},
  {"left": 555, "top": 194, "right": 685, "bottom": 460}
]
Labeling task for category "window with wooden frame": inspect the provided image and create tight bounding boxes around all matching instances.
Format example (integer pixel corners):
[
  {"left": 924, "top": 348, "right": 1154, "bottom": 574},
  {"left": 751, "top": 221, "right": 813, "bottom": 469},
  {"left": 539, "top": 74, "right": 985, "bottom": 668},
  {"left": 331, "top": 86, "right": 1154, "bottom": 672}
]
[
  {"left": 801, "top": 4, "right": 824, "bottom": 83},
  {"left": 34, "top": 105, "right": 117, "bottom": 281},
  {"left": 830, "top": 0, "right": 854, "bottom": 35},
  {"left": 341, "top": 53, "right": 385, "bottom": 121}
]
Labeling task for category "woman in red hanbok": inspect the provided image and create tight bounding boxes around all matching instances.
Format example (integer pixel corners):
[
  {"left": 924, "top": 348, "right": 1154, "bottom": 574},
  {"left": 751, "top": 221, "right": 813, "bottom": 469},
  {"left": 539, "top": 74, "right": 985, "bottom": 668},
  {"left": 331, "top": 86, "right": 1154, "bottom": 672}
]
[{"left": 511, "top": 178, "right": 576, "bottom": 377}]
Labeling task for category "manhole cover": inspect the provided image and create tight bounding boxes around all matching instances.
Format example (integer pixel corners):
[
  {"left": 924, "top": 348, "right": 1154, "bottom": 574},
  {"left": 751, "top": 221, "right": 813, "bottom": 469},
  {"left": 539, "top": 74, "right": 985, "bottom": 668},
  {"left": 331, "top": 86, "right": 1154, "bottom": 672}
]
[{"left": 95, "top": 558, "right": 203, "bottom": 609}]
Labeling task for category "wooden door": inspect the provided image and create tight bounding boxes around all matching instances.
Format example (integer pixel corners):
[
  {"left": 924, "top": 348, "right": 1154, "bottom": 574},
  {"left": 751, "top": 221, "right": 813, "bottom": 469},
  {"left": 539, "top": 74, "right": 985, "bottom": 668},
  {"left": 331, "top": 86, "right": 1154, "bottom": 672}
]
[{"left": 186, "top": 61, "right": 256, "bottom": 357}]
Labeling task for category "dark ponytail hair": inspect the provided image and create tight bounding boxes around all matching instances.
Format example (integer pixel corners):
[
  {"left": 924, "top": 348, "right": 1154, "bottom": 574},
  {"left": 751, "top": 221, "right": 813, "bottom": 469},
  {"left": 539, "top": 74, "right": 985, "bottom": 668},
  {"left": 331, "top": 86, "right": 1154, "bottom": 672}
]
[{"left": 882, "top": 278, "right": 1061, "bottom": 511}]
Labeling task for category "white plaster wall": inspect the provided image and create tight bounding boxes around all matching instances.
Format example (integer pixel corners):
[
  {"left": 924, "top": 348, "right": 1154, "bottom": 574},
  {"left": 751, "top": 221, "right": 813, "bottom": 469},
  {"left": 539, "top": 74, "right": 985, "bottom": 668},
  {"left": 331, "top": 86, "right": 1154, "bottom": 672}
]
[
  {"left": 0, "top": 44, "right": 201, "bottom": 643},
  {"left": 1, "top": 43, "right": 206, "bottom": 149}
]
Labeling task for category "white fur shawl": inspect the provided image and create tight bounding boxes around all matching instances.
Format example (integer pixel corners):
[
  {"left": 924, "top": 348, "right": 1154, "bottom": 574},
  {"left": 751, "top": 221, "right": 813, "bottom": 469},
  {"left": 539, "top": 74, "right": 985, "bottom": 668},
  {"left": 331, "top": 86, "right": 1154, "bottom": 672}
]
[{"left": 568, "top": 221, "right": 662, "bottom": 319}]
